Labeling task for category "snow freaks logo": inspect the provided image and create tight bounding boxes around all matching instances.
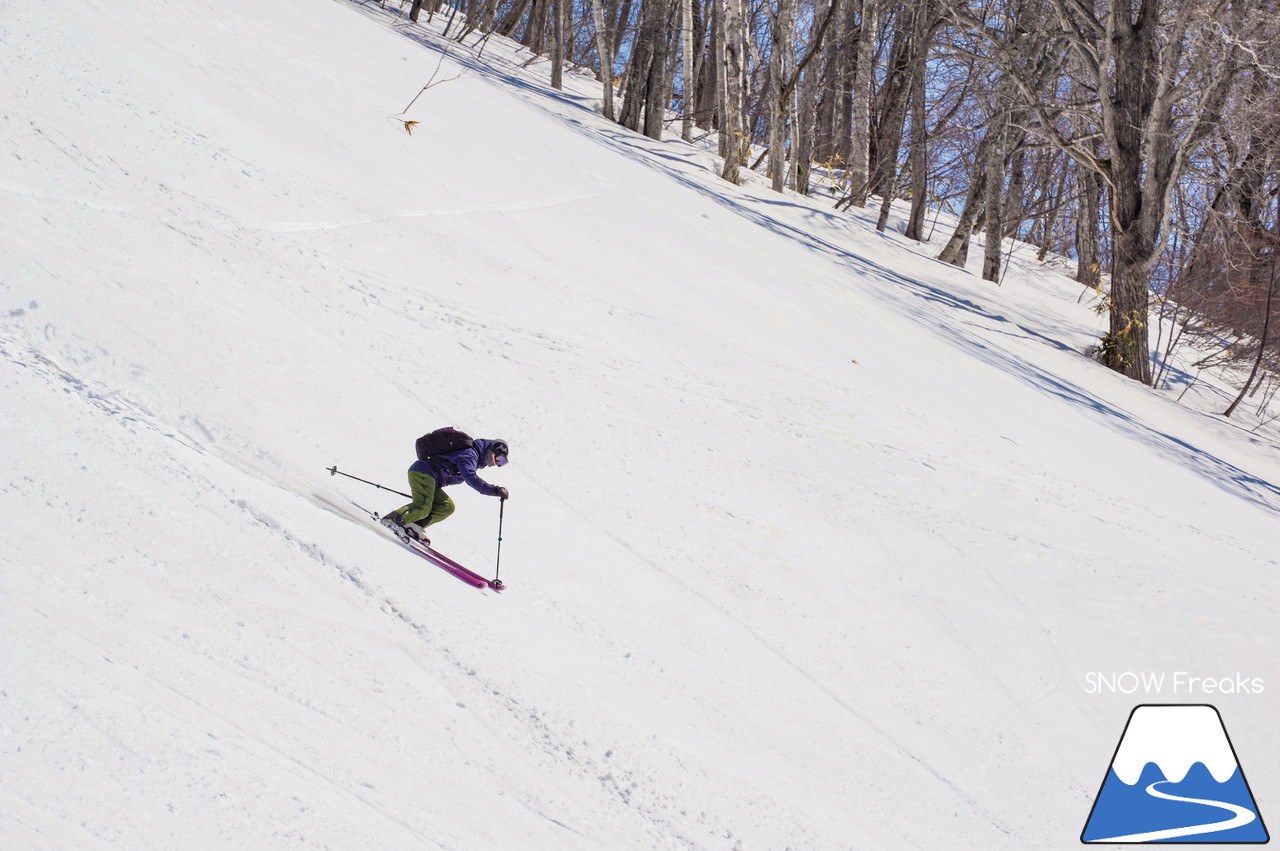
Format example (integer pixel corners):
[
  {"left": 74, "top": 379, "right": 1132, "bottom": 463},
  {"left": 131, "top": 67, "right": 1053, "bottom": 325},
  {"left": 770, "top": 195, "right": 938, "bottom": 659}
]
[
  {"left": 1084, "top": 671, "right": 1265, "bottom": 696},
  {"left": 1081, "top": 705, "right": 1269, "bottom": 844}
]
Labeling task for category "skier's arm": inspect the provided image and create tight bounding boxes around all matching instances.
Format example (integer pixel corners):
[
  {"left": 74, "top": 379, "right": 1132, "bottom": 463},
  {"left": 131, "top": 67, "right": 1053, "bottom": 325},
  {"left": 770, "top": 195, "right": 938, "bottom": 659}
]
[{"left": 456, "top": 452, "right": 502, "bottom": 497}]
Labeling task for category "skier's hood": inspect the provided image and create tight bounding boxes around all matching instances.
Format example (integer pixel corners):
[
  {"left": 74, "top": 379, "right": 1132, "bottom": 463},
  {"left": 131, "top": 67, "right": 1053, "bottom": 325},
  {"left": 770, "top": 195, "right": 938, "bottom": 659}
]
[{"left": 472, "top": 438, "right": 506, "bottom": 467}]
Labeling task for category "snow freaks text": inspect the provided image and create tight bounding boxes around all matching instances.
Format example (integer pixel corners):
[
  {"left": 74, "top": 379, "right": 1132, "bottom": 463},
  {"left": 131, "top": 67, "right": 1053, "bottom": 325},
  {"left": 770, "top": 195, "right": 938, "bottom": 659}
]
[{"left": 1084, "top": 672, "right": 1265, "bottom": 696}]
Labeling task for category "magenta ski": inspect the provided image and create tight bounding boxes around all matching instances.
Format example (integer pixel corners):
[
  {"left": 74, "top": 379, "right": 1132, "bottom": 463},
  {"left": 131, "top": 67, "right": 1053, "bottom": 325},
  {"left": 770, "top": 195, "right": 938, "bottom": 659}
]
[{"left": 395, "top": 535, "right": 504, "bottom": 591}]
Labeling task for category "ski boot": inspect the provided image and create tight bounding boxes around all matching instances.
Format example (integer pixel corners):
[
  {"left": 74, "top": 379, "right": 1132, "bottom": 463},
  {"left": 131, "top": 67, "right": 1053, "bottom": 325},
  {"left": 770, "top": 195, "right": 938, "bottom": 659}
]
[
  {"left": 403, "top": 522, "right": 430, "bottom": 545},
  {"left": 380, "top": 512, "right": 429, "bottom": 546}
]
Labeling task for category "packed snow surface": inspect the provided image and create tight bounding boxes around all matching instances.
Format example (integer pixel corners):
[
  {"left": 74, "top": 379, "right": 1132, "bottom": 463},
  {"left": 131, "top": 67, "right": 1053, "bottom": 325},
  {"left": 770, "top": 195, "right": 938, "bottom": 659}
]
[{"left": 2, "top": 0, "right": 1278, "bottom": 848}]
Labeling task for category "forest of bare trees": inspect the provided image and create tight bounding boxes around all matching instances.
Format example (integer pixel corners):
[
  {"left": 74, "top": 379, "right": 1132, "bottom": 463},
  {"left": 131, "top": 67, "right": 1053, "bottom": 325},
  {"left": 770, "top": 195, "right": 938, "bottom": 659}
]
[{"left": 403, "top": 0, "right": 1279, "bottom": 407}]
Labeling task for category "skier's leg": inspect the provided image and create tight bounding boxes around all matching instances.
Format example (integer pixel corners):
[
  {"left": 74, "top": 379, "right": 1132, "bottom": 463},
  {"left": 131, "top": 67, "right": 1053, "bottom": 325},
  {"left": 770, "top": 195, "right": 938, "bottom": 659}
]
[
  {"left": 398, "top": 471, "right": 439, "bottom": 526},
  {"left": 424, "top": 490, "right": 455, "bottom": 527}
]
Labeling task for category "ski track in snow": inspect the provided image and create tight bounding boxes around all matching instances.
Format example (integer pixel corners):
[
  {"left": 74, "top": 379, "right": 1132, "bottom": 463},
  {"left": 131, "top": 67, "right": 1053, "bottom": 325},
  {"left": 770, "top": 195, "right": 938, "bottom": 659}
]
[
  {"left": 517, "top": 466, "right": 1026, "bottom": 841},
  {"left": 0, "top": 336, "right": 207, "bottom": 457},
  {"left": 0, "top": 335, "right": 657, "bottom": 843},
  {"left": 244, "top": 192, "right": 598, "bottom": 233}
]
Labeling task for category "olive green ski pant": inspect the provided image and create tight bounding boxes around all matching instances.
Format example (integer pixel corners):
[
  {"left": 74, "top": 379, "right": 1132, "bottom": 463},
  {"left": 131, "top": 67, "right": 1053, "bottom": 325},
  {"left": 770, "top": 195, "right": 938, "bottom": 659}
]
[{"left": 396, "top": 470, "right": 455, "bottom": 527}]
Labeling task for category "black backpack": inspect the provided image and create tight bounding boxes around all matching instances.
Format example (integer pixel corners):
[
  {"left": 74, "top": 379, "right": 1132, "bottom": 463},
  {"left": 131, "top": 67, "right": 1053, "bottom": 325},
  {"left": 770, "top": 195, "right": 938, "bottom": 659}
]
[{"left": 416, "top": 427, "right": 474, "bottom": 461}]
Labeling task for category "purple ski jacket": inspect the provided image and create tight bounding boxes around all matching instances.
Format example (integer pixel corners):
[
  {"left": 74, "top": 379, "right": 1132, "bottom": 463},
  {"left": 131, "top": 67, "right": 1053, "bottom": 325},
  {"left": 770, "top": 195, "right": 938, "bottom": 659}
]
[{"left": 410, "top": 438, "right": 504, "bottom": 496}]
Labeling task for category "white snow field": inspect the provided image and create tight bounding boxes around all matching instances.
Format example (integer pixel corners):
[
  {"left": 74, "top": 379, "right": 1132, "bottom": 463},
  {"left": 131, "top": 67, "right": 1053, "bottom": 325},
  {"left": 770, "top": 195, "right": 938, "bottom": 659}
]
[{"left": 2, "top": 0, "right": 1278, "bottom": 848}]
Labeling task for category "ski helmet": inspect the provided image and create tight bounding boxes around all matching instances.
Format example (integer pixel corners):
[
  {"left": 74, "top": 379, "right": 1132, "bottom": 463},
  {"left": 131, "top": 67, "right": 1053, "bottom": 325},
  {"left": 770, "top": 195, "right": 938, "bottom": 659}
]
[{"left": 489, "top": 440, "right": 509, "bottom": 466}]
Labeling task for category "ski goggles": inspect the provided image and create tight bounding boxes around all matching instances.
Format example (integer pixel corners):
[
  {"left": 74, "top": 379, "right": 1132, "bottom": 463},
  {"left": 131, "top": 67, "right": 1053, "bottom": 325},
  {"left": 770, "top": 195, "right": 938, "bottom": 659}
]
[{"left": 493, "top": 454, "right": 509, "bottom": 467}]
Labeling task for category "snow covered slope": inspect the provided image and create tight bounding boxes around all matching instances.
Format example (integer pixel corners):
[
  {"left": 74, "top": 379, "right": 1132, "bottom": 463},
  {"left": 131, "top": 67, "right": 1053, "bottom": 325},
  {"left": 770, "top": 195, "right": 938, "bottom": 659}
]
[{"left": 2, "top": 0, "right": 1277, "bottom": 848}]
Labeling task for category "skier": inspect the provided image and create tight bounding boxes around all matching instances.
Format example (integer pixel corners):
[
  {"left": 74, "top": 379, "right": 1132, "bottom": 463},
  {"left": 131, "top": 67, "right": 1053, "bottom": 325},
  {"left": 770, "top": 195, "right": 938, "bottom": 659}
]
[{"left": 381, "top": 433, "right": 509, "bottom": 544}]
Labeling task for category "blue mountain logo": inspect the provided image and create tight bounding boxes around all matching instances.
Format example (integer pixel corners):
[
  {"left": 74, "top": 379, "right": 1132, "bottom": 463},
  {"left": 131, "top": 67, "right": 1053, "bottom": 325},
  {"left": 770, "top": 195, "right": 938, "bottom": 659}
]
[{"left": 1082, "top": 705, "right": 1269, "bottom": 843}]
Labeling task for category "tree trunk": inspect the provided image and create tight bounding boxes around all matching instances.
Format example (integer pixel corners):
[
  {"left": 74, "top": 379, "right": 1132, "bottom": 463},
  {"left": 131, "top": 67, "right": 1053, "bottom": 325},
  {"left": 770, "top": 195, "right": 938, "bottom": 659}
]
[
  {"left": 550, "top": 0, "right": 565, "bottom": 89},
  {"left": 794, "top": 66, "right": 817, "bottom": 194},
  {"left": 1035, "top": 0, "right": 1242, "bottom": 383},
  {"left": 1105, "top": 228, "right": 1156, "bottom": 384},
  {"left": 1036, "top": 163, "right": 1070, "bottom": 262},
  {"left": 981, "top": 84, "right": 1019, "bottom": 282},
  {"left": 811, "top": 0, "right": 856, "bottom": 168},
  {"left": 1075, "top": 164, "right": 1103, "bottom": 290},
  {"left": 496, "top": 0, "right": 533, "bottom": 36},
  {"left": 620, "top": 0, "right": 674, "bottom": 139},
  {"left": 520, "top": 0, "right": 547, "bottom": 53},
  {"left": 869, "top": 6, "right": 917, "bottom": 203},
  {"left": 903, "top": 17, "right": 928, "bottom": 241},
  {"left": 681, "top": 0, "right": 697, "bottom": 140},
  {"left": 591, "top": 0, "right": 616, "bottom": 120},
  {"left": 1223, "top": 249, "right": 1277, "bottom": 417},
  {"left": 1099, "top": 2, "right": 1162, "bottom": 382},
  {"left": 981, "top": 116, "right": 1010, "bottom": 282},
  {"left": 845, "top": 0, "right": 878, "bottom": 208},
  {"left": 938, "top": 131, "right": 993, "bottom": 267},
  {"left": 646, "top": 0, "right": 678, "bottom": 139},
  {"left": 693, "top": 0, "right": 718, "bottom": 131},
  {"left": 718, "top": 0, "right": 748, "bottom": 183},
  {"left": 768, "top": 0, "right": 796, "bottom": 192},
  {"left": 611, "top": 0, "right": 636, "bottom": 76}
]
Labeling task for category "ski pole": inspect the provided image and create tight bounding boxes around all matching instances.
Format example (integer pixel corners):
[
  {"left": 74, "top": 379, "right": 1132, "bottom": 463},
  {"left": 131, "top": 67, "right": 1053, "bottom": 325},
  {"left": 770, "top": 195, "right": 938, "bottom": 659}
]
[
  {"left": 327, "top": 466, "right": 411, "bottom": 499},
  {"left": 494, "top": 496, "right": 506, "bottom": 583}
]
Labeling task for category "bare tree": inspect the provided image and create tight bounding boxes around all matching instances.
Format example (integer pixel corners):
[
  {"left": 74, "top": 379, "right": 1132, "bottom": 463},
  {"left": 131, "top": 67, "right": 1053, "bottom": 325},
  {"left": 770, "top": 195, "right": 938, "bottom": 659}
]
[
  {"left": 1022, "top": 0, "right": 1249, "bottom": 383},
  {"left": 1224, "top": 239, "right": 1279, "bottom": 417},
  {"left": 718, "top": 0, "right": 750, "bottom": 182},
  {"left": 681, "top": 0, "right": 698, "bottom": 139},
  {"left": 590, "top": 0, "right": 617, "bottom": 119},
  {"left": 550, "top": 0, "right": 566, "bottom": 88},
  {"left": 902, "top": 0, "right": 935, "bottom": 241},
  {"left": 620, "top": 0, "right": 676, "bottom": 139},
  {"left": 767, "top": 0, "right": 798, "bottom": 191},
  {"left": 843, "top": 0, "right": 880, "bottom": 208},
  {"left": 426, "top": 0, "right": 1278, "bottom": 408}
]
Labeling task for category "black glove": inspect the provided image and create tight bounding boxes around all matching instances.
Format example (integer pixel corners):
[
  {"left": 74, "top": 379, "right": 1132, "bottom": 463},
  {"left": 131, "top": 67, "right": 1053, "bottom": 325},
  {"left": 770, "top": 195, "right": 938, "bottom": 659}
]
[{"left": 495, "top": 487, "right": 509, "bottom": 500}]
